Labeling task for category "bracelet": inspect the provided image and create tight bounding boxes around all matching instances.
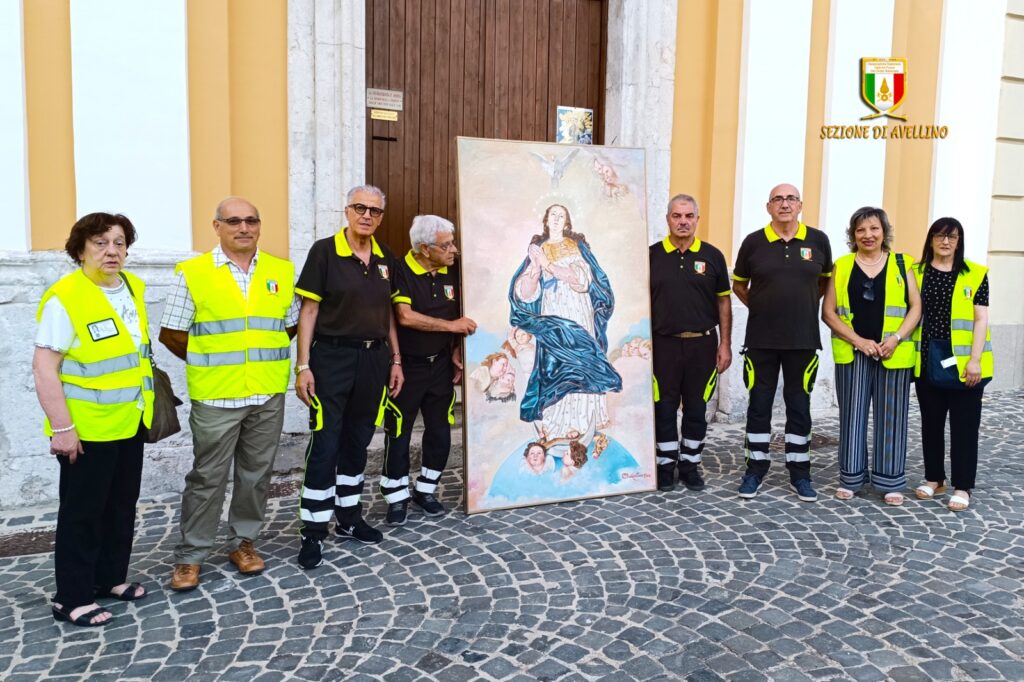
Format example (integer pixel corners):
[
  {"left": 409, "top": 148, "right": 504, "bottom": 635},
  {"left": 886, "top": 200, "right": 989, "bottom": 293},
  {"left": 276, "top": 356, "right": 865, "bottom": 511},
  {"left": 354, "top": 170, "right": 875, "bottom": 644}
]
[
  {"left": 392, "top": 359, "right": 402, "bottom": 366},
  {"left": 894, "top": 333, "right": 902, "bottom": 343},
  {"left": 294, "top": 364, "right": 310, "bottom": 376},
  {"left": 52, "top": 423, "right": 76, "bottom": 434}
]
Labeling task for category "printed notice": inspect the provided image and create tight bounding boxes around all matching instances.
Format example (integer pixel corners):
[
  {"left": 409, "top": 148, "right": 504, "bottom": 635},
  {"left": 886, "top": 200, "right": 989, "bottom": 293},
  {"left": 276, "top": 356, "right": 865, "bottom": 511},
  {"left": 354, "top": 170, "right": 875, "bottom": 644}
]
[
  {"left": 366, "top": 88, "right": 403, "bottom": 111},
  {"left": 371, "top": 109, "right": 399, "bottom": 122}
]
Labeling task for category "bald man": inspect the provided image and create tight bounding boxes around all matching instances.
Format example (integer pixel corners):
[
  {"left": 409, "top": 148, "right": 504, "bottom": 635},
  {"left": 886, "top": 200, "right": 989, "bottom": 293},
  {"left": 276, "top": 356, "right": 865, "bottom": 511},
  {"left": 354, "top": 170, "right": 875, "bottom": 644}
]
[
  {"left": 732, "top": 184, "right": 832, "bottom": 502},
  {"left": 159, "top": 197, "right": 300, "bottom": 591}
]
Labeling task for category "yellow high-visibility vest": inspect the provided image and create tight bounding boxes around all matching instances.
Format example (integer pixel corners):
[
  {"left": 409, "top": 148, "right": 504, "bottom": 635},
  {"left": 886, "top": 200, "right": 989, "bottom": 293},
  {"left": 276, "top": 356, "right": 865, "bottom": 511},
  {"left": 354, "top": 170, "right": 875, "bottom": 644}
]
[
  {"left": 832, "top": 252, "right": 916, "bottom": 369},
  {"left": 37, "top": 270, "right": 154, "bottom": 441},
  {"left": 179, "top": 252, "right": 294, "bottom": 400},
  {"left": 912, "top": 259, "right": 993, "bottom": 380}
]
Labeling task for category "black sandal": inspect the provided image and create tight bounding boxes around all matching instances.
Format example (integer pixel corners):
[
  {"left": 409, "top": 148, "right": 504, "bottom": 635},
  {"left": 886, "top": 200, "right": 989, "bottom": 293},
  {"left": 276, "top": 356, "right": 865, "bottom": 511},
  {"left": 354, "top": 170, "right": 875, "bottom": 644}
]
[
  {"left": 52, "top": 603, "right": 112, "bottom": 627},
  {"left": 103, "top": 581, "right": 147, "bottom": 602}
]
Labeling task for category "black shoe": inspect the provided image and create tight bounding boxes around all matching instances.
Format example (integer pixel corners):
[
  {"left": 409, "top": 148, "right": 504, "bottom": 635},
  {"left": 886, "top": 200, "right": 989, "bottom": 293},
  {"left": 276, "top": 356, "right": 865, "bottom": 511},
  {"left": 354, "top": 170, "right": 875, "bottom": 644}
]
[
  {"left": 411, "top": 491, "right": 447, "bottom": 517},
  {"left": 337, "top": 517, "right": 383, "bottom": 544},
  {"left": 385, "top": 500, "right": 409, "bottom": 526},
  {"left": 297, "top": 536, "right": 323, "bottom": 570},
  {"left": 681, "top": 470, "right": 706, "bottom": 492},
  {"left": 657, "top": 468, "right": 675, "bottom": 492}
]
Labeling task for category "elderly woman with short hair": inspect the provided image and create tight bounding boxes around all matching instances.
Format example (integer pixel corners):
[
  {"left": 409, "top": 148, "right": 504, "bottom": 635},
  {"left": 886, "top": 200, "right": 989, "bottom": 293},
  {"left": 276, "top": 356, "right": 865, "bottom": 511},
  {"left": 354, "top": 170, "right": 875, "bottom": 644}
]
[
  {"left": 33, "top": 213, "right": 153, "bottom": 626},
  {"left": 822, "top": 207, "right": 921, "bottom": 505}
]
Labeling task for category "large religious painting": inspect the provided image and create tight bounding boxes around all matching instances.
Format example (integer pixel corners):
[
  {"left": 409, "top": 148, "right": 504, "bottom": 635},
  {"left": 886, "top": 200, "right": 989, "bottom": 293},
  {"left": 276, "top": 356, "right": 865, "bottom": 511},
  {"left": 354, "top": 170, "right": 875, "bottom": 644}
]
[{"left": 456, "top": 138, "right": 656, "bottom": 513}]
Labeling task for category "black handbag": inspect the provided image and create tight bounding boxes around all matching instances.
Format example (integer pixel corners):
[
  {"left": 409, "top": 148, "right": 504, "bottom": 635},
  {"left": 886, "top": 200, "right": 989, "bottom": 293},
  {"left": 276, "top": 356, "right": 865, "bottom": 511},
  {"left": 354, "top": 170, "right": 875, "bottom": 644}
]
[
  {"left": 926, "top": 339, "right": 990, "bottom": 390},
  {"left": 145, "top": 358, "right": 183, "bottom": 443}
]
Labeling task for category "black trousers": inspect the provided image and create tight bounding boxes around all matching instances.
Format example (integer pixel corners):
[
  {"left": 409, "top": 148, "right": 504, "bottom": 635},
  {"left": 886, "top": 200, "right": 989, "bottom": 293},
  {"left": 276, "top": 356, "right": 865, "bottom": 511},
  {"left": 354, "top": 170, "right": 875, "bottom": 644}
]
[
  {"left": 54, "top": 424, "right": 144, "bottom": 610},
  {"left": 743, "top": 348, "right": 819, "bottom": 481},
  {"left": 381, "top": 353, "right": 455, "bottom": 503},
  {"left": 653, "top": 333, "right": 718, "bottom": 477},
  {"left": 299, "top": 340, "right": 389, "bottom": 539},
  {"left": 915, "top": 376, "right": 984, "bottom": 491}
]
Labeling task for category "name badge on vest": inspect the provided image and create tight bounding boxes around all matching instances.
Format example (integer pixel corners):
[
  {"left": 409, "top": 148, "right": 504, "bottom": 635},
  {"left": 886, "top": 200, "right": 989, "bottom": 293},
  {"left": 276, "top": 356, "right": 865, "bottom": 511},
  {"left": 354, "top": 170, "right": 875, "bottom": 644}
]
[
  {"left": 693, "top": 261, "right": 706, "bottom": 275},
  {"left": 87, "top": 318, "right": 119, "bottom": 342},
  {"left": 266, "top": 279, "right": 279, "bottom": 295},
  {"left": 378, "top": 264, "right": 390, "bottom": 279},
  {"left": 444, "top": 284, "right": 455, "bottom": 300},
  {"left": 800, "top": 248, "right": 813, "bottom": 261}
]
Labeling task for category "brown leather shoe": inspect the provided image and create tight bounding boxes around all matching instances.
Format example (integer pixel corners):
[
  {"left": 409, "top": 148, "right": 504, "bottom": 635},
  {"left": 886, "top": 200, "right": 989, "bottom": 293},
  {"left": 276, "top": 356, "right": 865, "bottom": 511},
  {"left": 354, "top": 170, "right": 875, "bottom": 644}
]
[
  {"left": 228, "top": 540, "right": 265, "bottom": 575},
  {"left": 169, "top": 563, "right": 200, "bottom": 592}
]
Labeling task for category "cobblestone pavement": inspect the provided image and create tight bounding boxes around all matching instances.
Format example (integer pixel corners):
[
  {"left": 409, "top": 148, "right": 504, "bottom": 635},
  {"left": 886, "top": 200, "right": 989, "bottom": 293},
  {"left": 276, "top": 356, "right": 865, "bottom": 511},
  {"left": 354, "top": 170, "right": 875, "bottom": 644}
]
[{"left": 1, "top": 390, "right": 1023, "bottom": 681}]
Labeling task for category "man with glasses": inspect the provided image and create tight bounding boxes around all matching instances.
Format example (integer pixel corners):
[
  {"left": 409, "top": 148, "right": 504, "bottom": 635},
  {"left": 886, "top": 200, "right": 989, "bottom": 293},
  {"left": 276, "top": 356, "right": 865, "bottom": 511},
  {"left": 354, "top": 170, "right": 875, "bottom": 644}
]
[
  {"left": 732, "top": 184, "right": 832, "bottom": 502},
  {"left": 160, "top": 197, "right": 299, "bottom": 591},
  {"left": 293, "top": 185, "right": 404, "bottom": 569},
  {"left": 380, "top": 215, "right": 477, "bottom": 525}
]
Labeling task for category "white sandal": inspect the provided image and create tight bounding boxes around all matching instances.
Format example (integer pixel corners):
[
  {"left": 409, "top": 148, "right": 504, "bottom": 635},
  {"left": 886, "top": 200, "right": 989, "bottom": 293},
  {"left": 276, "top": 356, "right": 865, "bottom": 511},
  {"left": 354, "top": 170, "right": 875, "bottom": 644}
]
[
  {"left": 915, "top": 482, "right": 946, "bottom": 500},
  {"left": 947, "top": 493, "right": 970, "bottom": 512}
]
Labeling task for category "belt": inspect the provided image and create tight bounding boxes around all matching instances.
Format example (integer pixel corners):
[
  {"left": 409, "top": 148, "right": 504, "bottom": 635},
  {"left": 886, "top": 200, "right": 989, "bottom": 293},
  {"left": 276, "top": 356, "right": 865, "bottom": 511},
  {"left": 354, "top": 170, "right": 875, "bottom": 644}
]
[
  {"left": 402, "top": 352, "right": 446, "bottom": 365},
  {"left": 673, "top": 330, "right": 714, "bottom": 339},
  {"left": 315, "top": 335, "right": 385, "bottom": 349}
]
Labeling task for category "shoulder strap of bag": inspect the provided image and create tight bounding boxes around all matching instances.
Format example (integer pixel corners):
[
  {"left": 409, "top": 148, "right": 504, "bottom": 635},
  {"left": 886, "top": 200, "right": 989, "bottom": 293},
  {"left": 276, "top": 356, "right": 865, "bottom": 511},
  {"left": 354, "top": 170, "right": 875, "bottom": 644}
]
[{"left": 895, "top": 253, "right": 909, "bottom": 308}]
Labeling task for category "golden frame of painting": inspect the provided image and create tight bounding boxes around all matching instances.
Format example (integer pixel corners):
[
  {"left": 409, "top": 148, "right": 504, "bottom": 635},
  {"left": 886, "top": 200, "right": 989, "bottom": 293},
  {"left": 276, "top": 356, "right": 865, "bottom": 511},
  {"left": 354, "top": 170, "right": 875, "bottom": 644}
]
[{"left": 456, "top": 137, "right": 657, "bottom": 513}]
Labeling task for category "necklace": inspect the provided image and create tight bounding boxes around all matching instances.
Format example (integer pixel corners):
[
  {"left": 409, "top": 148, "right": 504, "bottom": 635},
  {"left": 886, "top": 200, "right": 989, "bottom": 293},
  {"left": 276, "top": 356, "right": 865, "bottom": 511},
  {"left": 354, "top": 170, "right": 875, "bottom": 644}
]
[{"left": 856, "top": 251, "right": 885, "bottom": 267}]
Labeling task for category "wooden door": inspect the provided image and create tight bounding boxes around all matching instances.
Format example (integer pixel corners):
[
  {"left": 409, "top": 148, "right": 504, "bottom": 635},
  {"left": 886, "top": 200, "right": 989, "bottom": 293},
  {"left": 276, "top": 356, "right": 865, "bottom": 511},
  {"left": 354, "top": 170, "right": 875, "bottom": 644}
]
[{"left": 365, "top": 0, "right": 608, "bottom": 255}]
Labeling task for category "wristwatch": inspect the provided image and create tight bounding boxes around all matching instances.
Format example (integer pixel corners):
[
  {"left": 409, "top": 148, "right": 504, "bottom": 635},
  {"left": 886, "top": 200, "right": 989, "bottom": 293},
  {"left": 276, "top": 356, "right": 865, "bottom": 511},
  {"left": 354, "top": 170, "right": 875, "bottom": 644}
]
[{"left": 294, "top": 364, "right": 310, "bottom": 376}]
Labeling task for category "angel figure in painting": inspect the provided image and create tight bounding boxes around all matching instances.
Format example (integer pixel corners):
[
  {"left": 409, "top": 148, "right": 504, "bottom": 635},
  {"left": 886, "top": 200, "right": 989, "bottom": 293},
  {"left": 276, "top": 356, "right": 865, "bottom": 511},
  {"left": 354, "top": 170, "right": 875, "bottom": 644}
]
[{"left": 509, "top": 204, "right": 622, "bottom": 453}]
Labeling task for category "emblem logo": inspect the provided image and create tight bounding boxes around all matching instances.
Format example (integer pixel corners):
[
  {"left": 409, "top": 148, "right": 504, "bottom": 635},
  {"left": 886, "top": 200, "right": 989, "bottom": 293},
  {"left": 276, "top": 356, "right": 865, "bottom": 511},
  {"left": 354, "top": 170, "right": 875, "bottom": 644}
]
[
  {"left": 693, "top": 261, "right": 706, "bottom": 275},
  {"left": 964, "top": 287, "right": 973, "bottom": 300},
  {"left": 378, "top": 264, "right": 390, "bottom": 279},
  {"left": 800, "top": 248, "right": 813, "bottom": 261},
  {"left": 266, "top": 279, "right": 279, "bottom": 295},
  {"left": 860, "top": 58, "right": 907, "bottom": 121},
  {"left": 443, "top": 285, "right": 455, "bottom": 300}
]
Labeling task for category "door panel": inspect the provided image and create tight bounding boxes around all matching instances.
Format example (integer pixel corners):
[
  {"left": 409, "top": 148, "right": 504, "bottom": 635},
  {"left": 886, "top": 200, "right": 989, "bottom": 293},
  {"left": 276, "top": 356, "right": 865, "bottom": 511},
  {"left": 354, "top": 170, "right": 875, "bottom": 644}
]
[{"left": 365, "top": 0, "right": 608, "bottom": 255}]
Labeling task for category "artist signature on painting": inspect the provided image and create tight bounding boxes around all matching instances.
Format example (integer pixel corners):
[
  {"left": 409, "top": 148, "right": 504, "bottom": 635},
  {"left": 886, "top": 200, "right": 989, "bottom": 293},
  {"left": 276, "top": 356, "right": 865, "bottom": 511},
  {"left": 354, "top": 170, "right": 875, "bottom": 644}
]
[{"left": 620, "top": 472, "right": 652, "bottom": 480}]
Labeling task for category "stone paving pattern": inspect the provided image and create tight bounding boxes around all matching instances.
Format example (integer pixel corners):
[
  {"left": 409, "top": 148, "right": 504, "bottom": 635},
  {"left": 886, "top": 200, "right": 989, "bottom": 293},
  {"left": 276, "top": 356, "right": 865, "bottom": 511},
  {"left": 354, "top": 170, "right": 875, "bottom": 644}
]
[{"left": 1, "top": 390, "right": 1023, "bottom": 681}]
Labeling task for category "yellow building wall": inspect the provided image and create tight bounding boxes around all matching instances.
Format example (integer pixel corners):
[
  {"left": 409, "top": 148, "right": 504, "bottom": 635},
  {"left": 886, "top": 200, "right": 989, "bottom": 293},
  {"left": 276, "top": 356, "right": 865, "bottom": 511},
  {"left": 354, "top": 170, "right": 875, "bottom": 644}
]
[
  {"left": 23, "top": 0, "right": 76, "bottom": 251},
  {"left": 187, "top": 0, "right": 290, "bottom": 258}
]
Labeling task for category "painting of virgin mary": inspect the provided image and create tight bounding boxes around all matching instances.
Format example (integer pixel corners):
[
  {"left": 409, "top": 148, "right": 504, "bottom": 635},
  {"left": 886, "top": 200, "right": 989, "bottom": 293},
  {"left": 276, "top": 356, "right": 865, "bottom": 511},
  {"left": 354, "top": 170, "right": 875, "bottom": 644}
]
[{"left": 458, "top": 138, "right": 656, "bottom": 513}]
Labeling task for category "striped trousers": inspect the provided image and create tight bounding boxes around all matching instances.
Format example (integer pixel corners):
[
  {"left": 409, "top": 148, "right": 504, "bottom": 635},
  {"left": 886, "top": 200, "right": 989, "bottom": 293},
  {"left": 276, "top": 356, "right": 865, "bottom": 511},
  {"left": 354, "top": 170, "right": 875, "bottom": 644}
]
[{"left": 834, "top": 352, "right": 913, "bottom": 492}]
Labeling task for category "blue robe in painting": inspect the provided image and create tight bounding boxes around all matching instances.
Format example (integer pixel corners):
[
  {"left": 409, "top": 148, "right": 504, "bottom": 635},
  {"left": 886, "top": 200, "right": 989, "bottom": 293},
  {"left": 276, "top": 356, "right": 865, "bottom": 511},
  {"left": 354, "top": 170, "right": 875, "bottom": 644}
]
[{"left": 509, "top": 237, "right": 623, "bottom": 423}]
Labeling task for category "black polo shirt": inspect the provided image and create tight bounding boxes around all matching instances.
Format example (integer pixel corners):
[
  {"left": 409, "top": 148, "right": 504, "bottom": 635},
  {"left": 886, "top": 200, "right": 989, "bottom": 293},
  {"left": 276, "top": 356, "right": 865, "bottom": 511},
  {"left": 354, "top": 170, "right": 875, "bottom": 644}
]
[
  {"left": 733, "top": 222, "right": 833, "bottom": 350},
  {"left": 392, "top": 251, "right": 461, "bottom": 357},
  {"left": 649, "top": 237, "right": 730, "bottom": 336},
  {"left": 296, "top": 228, "right": 399, "bottom": 339}
]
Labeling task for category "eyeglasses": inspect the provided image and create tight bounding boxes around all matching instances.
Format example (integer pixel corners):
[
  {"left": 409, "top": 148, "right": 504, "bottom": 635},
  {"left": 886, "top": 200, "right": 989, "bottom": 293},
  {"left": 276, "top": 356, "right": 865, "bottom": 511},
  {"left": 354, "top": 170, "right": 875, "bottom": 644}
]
[
  {"left": 862, "top": 279, "right": 875, "bottom": 302},
  {"left": 769, "top": 195, "right": 802, "bottom": 205},
  {"left": 218, "top": 217, "right": 261, "bottom": 226},
  {"left": 430, "top": 241, "right": 458, "bottom": 252},
  {"left": 89, "top": 238, "right": 127, "bottom": 251},
  {"left": 347, "top": 203, "right": 385, "bottom": 218},
  {"left": 933, "top": 233, "right": 959, "bottom": 243}
]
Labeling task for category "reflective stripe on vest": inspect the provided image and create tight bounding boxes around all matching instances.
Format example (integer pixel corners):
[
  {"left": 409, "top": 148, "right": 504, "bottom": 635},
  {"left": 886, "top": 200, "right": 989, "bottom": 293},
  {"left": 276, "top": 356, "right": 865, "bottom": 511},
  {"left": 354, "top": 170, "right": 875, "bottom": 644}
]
[
  {"left": 64, "top": 384, "right": 142, "bottom": 404},
  {"left": 61, "top": 352, "right": 140, "bottom": 378},
  {"left": 831, "top": 252, "right": 916, "bottom": 369}
]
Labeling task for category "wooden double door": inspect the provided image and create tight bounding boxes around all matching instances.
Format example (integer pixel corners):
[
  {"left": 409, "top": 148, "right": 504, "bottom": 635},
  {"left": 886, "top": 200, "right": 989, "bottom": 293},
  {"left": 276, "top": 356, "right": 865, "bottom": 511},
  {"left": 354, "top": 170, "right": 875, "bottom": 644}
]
[{"left": 365, "top": 0, "right": 608, "bottom": 254}]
